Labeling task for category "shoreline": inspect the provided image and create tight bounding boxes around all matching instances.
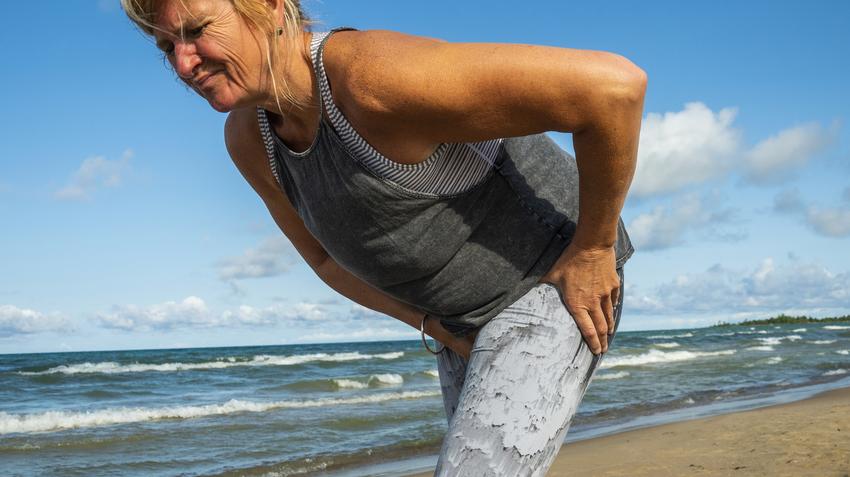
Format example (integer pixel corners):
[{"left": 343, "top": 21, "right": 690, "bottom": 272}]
[{"left": 387, "top": 382, "right": 850, "bottom": 477}]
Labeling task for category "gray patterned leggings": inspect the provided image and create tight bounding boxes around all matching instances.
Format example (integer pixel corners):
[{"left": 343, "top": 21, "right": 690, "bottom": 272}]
[{"left": 434, "top": 268, "right": 624, "bottom": 476}]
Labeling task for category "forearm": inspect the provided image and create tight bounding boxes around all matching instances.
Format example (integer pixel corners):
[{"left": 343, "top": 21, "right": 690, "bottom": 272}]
[
  {"left": 571, "top": 75, "right": 646, "bottom": 249},
  {"left": 314, "top": 257, "right": 465, "bottom": 349}
]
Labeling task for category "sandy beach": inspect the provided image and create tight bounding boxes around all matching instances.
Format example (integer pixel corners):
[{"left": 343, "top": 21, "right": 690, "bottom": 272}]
[{"left": 408, "top": 386, "right": 850, "bottom": 476}]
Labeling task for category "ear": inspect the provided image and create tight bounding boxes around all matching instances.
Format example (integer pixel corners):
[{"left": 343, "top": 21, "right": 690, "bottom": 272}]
[{"left": 263, "top": 0, "right": 287, "bottom": 23}]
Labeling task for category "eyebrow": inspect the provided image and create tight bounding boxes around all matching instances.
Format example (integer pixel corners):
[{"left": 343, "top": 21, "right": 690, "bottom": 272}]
[{"left": 153, "top": 17, "right": 204, "bottom": 50}]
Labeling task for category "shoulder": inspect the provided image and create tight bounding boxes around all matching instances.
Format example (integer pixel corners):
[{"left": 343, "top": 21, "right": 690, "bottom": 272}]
[
  {"left": 323, "top": 29, "right": 646, "bottom": 143},
  {"left": 323, "top": 29, "right": 447, "bottom": 111},
  {"left": 224, "top": 107, "right": 262, "bottom": 163},
  {"left": 224, "top": 108, "right": 279, "bottom": 195},
  {"left": 322, "top": 29, "right": 450, "bottom": 132}
]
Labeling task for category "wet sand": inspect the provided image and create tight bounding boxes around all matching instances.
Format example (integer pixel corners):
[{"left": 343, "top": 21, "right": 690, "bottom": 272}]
[{"left": 408, "top": 386, "right": 850, "bottom": 476}]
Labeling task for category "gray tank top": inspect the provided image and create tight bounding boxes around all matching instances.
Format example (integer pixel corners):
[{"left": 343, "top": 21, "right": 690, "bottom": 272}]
[{"left": 257, "top": 28, "right": 634, "bottom": 336}]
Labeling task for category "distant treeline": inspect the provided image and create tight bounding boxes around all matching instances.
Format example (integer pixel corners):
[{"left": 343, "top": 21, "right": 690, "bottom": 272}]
[{"left": 713, "top": 314, "right": 850, "bottom": 327}]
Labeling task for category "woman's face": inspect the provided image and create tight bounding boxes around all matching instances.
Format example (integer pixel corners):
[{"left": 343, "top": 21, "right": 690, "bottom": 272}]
[{"left": 153, "top": 0, "right": 270, "bottom": 112}]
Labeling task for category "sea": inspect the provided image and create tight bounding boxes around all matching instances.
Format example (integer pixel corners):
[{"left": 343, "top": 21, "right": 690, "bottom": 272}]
[{"left": 1, "top": 321, "right": 849, "bottom": 477}]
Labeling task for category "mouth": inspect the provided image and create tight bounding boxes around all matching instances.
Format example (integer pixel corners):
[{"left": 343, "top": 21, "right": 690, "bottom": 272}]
[{"left": 194, "top": 71, "right": 221, "bottom": 90}]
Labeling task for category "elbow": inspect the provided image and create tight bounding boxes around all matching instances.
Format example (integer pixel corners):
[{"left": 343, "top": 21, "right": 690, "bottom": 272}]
[
  {"left": 576, "top": 60, "right": 646, "bottom": 133},
  {"left": 607, "top": 55, "right": 647, "bottom": 104}
]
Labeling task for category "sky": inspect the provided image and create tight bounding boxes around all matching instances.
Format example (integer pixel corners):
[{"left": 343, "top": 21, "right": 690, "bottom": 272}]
[{"left": 1, "top": 1, "right": 849, "bottom": 354}]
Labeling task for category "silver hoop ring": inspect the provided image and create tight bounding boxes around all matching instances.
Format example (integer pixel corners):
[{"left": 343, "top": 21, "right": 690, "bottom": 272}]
[{"left": 420, "top": 314, "right": 446, "bottom": 355}]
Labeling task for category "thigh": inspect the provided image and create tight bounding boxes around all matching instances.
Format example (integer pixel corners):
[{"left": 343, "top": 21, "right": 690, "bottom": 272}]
[
  {"left": 436, "top": 344, "right": 468, "bottom": 423},
  {"left": 435, "top": 270, "right": 624, "bottom": 477}
]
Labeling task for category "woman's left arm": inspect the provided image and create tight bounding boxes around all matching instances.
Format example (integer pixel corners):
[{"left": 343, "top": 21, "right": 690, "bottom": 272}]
[
  {"left": 338, "top": 30, "right": 647, "bottom": 354},
  {"left": 539, "top": 85, "right": 646, "bottom": 355}
]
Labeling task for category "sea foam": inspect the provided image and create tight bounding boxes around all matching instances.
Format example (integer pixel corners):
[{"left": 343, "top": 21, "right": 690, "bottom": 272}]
[
  {"left": 646, "top": 332, "right": 693, "bottom": 339},
  {"left": 824, "top": 325, "right": 850, "bottom": 330},
  {"left": 600, "top": 349, "right": 736, "bottom": 369},
  {"left": 0, "top": 390, "right": 441, "bottom": 434},
  {"left": 755, "top": 335, "right": 802, "bottom": 346},
  {"left": 593, "top": 371, "right": 630, "bottom": 380},
  {"left": 333, "top": 379, "right": 368, "bottom": 389},
  {"left": 746, "top": 346, "right": 775, "bottom": 352},
  {"left": 369, "top": 374, "right": 403, "bottom": 385},
  {"left": 21, "top": 352, "right": 405, "bottom": 376},
  {"left": 653, "top": 342, "right": 680, "bottom": 349},
  {"left": 332, "top": 374, "right": 403, "bottom": 389}
]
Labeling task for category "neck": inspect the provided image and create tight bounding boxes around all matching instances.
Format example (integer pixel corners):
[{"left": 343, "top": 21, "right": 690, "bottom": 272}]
[{"left": 260, "top": 31, "right": 320, "bottom": 134}]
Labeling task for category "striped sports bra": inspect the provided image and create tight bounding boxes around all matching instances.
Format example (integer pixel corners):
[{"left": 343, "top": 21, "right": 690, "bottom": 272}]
[{"left": 257, "top": 28, "right": 503, "bottom": 197}]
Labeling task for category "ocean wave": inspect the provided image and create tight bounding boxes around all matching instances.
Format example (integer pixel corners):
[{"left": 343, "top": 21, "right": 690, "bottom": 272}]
[
  {"left": 19, "top": 352, "right": 405, "bottom": 376},
  {"left": 755, "top": 335, "right": 802, "bottom": 346},
  {"left": 646, "top": 332, "right": 693, "bottom": 339},
  {"left": 0, "top": 390, "right": 441, "bottom": 434},
  {"left": 333, "top": 374, "right": 404, "bottom": 389},
  {"left": 371, "top": 373, "right": 403, "bottom": 385},
  {"left": 423, "top": 369, "right": 439, "bottom": 378},
  {"left": 746, "top": 346, "right": 775, "bottom": 352},
  {"left": 653, "top": 342, "right": 680, "bottom": 349},
  {"left": 824, "top": 325, "right": 850, "bottom": 330},
  {"left": 714, "top": 330, "right": 769, "bottom": 336},
  {"left": 766, "top": 356, "right": 783, "bottom": 365},
  {"left": 600, "top": 349, "right": 736, "bottom": 369},
  {"left": 333, "top": 379, "right": 368, "bottom": 389},
  {"left": 791, "top": 328, "right": 807, "bottom": 333},
  {"left": 837, "top": 350, "right": 849, "bottom": 355},
  {"left": 823, "top": 369, "right": 847, "bottom": 376},
  {"left": 809, "top": 340, "right": 837, "bottom": 345},
  {"left": 593, "top": 371, "right": 630, "bottom": 380}
]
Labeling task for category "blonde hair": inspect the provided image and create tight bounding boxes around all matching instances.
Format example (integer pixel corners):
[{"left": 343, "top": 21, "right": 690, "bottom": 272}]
[{"left": 121, "top": 0, "right": 315, "bottom": 110}]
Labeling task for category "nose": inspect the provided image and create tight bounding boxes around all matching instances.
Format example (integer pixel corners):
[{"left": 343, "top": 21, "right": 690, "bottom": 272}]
[{"left": 172, "top": 42, "right": 201, "bottom": 79}]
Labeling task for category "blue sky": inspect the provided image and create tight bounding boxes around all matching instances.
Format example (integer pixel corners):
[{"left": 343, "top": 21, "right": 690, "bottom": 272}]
[{"left": 1, "top": 1, "right": 848, "bottom": 354}]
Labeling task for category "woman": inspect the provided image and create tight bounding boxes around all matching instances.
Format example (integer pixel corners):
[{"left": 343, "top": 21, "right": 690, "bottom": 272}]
[{"left": 122, "top": 0, "right": 645, "bottom": 474}]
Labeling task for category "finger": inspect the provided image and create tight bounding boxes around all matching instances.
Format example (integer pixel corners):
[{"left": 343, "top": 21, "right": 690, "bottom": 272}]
[
  {"left": 611, "top": 274, "right": 621, "bottom": 308},
  {"left": 572, "top": 309, "right": 603, "bottom": 355},
  {"left": 588, "top": 306, "right": 609, "bottom": 353},
  {"left": 602, "top": 294, "right": 615, "bottom": 336}
]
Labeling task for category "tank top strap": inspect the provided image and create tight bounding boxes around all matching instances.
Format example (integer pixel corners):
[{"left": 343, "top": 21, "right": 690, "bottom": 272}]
[{"left": 311, "top": 27, "right": 359, "bottom": 129}]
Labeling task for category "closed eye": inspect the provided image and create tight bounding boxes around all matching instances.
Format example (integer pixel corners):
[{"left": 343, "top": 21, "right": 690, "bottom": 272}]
[{"left": 186, "top": 23, "right": 208, "bottom": 38}]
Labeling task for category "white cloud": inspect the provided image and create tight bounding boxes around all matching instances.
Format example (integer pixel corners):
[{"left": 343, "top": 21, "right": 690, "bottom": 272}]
[
  {"left": 632, "top": 103, "right": 839, "bottom": 197},
  {"left": 627, "top": 258, "right": 850, "bottom": 316},
  {"left": 743, "top": 121, "right": 837, "bottom": 184},
  {"left": 97, "top": 296, "right": 216, "bottom": 331},
  {"left": 0, "top": 305, "right": 70, "bottom": 337},
  {"left": 55, "top": 150, "right": 132, "bottom": 201},
  {"left": 773, "top": 188, "right": 850, "bottom": 238},
  {"left": 96, "top": 298, "right": 332, "bottom": 331},
  {"left": 217, "top": 236, "right": 300, "bottom": 281},
  {"left": 632, "top": 102, "right": 741, "bottom": 197},
  {"left": 772, "top": 188, "right": 805, "bottom": 213},
  {"left": 805, "top": 207, "right": 850, "bottom": 237},
  {"left": 627, "top": 193, "right": 740, "bottom": 250},
  {"left": 221, "top": 302, "right": 330, "bottom": 326}
]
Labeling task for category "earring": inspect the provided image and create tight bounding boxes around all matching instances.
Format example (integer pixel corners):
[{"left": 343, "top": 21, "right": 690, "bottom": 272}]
[{"left": 275, "top": 27, "right": 284, "bottom": 36}]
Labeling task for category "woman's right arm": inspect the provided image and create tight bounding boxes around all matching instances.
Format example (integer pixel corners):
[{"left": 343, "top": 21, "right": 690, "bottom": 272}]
[{"left": 223, "top": 109, "right": 474, "bottom": 357}]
